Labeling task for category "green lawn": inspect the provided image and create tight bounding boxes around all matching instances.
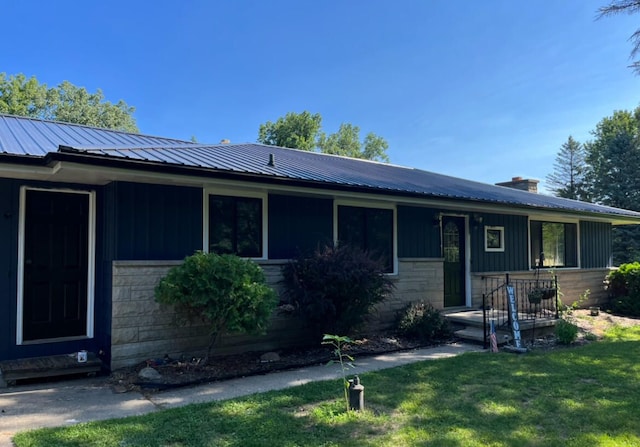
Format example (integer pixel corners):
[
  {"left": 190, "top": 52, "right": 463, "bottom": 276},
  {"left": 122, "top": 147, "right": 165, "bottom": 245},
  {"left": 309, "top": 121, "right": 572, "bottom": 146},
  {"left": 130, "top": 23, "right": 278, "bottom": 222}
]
[{"left": 14, "top": 326, "right": 640, "bottom": 447}]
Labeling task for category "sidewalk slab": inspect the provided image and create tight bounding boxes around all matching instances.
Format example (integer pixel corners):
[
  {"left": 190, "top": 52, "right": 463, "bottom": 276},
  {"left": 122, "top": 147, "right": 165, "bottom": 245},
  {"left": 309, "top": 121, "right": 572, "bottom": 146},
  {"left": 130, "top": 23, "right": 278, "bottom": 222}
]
[
  {"left": 0, "top": 342, "right": 482, "bottom": 446},
  {"left": 150, "top": 342, "right": 482, "bottom": 408}
]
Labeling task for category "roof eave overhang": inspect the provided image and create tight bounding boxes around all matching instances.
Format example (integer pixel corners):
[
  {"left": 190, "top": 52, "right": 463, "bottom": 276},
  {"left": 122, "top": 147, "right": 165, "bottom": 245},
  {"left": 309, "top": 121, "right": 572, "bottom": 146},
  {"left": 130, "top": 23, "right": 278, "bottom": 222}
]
[{"left": 8, "top": 150, "right": 640, "bottom": 226}]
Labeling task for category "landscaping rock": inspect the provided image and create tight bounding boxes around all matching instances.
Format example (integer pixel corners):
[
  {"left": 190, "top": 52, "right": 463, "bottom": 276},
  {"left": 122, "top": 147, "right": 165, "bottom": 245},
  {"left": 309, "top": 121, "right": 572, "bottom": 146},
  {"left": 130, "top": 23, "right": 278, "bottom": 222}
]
[
  {"left": 138, "top": 366, "right": 162, "bottom": 381},
  {"left": 260, "top": 352, "right": 280, "bottom": 363}
]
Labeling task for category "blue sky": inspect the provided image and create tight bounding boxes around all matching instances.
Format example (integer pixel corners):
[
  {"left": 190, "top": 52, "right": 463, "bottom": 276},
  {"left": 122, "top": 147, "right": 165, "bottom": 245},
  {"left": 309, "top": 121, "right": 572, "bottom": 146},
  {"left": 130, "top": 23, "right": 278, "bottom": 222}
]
[{"left": 4, "top": 1, "right": 639, "bottom": 191}]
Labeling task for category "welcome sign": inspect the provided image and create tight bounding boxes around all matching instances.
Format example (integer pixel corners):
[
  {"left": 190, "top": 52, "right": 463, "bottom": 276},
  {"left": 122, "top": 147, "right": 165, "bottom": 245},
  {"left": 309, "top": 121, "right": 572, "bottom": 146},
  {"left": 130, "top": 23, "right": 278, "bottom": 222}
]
[{"left": 506, "top": 285, "right": 522, "bottom": 349}]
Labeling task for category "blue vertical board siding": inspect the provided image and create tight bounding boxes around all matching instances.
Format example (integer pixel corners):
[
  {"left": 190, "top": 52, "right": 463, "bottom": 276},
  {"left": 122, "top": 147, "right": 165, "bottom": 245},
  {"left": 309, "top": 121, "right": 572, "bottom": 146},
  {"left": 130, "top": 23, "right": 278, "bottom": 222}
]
[
  {"left": 0, "top": 179, "right": 19, "bottom": 361},
  {"left": 113, "top": 182, "right": 203, "bottom": 260},
  {"left": 268, "top": 194, "right": 333, "bottom": 259},
  {"left": 580, "top": 221, "right": 612, "bottom": 268},
  {"left": 397, "top": 206, "right": 441, "bottom": 258},
  {"left": 471, "top": 213, "right": 529, "bottom": 272}
]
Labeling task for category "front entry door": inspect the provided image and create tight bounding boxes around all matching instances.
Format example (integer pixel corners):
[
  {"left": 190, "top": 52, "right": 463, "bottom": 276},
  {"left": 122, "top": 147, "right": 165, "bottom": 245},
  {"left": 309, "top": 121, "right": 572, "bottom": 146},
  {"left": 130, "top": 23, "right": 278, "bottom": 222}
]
[
  {"left": 22, "top": 189, "right": 90, "bottom": 342},
  {"left": 443, "top": 216, "right": 466, "bottom": 307}
]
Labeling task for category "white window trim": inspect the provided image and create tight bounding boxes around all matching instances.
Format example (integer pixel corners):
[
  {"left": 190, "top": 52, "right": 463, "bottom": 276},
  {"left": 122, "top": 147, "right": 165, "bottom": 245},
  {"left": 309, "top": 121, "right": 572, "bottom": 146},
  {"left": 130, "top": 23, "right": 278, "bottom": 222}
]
[
  {"left": 203, "top": 188, "right": 268, "bottom": 260},
  {"left": 484, "top": 226, "right": 505, "bottom": 252},
  {"left": 333, "top": 200, "right": 398, "bottom": 275},
  {"left": 17, "top": 186, "right": 96, "bottom": 345}
]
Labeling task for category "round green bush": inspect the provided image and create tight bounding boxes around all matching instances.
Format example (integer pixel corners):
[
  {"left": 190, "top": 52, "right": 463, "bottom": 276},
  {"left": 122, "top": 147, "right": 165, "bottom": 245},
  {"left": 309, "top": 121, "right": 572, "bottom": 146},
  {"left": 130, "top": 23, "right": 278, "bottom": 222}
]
[{"left": 155, "top": 252, "right": 278, "bottom": 357}]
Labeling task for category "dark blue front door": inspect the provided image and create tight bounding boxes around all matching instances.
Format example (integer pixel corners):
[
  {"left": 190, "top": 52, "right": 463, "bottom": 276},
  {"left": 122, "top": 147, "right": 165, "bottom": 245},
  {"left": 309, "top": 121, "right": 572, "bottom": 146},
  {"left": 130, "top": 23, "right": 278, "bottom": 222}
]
[{"left": 23, "top": 190, "right": 89, "bottom": 341}]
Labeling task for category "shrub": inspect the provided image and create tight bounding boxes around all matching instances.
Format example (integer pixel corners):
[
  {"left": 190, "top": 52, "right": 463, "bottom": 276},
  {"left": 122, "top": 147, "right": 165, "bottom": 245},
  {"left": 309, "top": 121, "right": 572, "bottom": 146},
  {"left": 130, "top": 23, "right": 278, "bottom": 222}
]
[
  {"left": 555, "top": 318, "right": 579, "bottom": 345},
  {"left": 607, "top": 262, "right": 640, "bottom": 298},
  {"left": 610, "top": 295, "right": 640, "bottom": 317},
  {"left": 396, "top": 302, "right": 451, "bottom": 343},
  {"left": 281, "top": 244, "right": 395, "bottom": 338},
  {"left": 155, "top": 252, "right": 278, "bottom": 360},
  {"left": 606, "top": 262, "right": 640, "bottom": 317}
]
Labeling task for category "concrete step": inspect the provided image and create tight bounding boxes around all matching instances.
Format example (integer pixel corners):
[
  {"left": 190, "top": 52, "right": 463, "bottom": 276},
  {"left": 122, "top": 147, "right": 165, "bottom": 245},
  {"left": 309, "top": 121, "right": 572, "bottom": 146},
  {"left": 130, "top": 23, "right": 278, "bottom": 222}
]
[
  {"left": 454, "top": 327, "right": 512, "bottom": 345},
  {"left": 0, "top": 352, "right": 102, "bottom": 387}
]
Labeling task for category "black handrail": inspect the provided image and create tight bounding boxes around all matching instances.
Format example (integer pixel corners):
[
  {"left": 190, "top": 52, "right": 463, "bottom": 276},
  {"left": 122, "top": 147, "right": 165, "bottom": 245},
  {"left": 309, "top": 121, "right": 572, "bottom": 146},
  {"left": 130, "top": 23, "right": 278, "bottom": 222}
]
[{"left": 481, "top": 273, "right": 559, "bottom": 348}]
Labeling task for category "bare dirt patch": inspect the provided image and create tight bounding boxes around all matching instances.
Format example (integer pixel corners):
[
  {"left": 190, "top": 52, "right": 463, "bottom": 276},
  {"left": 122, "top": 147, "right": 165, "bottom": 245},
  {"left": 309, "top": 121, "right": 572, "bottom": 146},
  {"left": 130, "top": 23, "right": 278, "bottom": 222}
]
[{"left": 571, "top": 308, "right": 639, "bottom": 337}]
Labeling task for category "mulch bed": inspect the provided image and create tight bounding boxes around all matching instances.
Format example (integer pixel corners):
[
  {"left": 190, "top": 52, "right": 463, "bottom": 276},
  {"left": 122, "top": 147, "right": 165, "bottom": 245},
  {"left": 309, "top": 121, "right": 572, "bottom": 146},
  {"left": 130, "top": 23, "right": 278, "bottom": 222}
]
[
  {"left": 108, "top": 334, "right": 429, "bottom": 393},
  {"left": 108, "top": 310, "right": 640, "bottom": 394}
]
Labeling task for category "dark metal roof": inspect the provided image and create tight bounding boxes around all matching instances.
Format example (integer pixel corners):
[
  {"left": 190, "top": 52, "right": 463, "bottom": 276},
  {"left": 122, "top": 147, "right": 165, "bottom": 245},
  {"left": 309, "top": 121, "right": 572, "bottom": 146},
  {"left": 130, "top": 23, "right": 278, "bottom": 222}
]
[
  {"left": 2, "top": 114, "right": 640, "bottom": 221},
  {"left": 70, "top": 142, "right": 640, "bottom": 218},
  {"left": 0, "top": 114, "right": 194, "bottom": 156}
]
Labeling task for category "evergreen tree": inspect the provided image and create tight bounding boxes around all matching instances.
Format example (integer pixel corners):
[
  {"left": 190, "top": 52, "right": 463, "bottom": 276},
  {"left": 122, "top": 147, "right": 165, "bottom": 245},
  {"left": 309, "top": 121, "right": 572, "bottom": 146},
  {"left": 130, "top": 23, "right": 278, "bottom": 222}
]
[
  {"left": 598, "top": 0, "right": 640, "bottom": 74},
  {"left": 546, "top": 136, "right": 590, "bottom": 201}
]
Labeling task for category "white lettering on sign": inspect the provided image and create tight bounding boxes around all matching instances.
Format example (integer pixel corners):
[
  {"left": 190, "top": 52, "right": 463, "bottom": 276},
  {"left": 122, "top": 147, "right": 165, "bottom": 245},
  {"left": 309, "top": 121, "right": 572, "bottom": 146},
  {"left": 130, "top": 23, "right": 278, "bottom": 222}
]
[{"left": 506, "top": 285, "right": 522, "bottom": 349}]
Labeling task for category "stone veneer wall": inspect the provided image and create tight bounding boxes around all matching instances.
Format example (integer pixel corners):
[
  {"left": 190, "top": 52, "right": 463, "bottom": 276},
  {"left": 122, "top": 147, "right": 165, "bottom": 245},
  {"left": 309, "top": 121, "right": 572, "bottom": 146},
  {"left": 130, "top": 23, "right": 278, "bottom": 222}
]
[
  {"left": 470, "top": 268, "right": 612, "bottom": 308},
  {"left": 110, "top": 258, "right": 444, "bottom": 370}
]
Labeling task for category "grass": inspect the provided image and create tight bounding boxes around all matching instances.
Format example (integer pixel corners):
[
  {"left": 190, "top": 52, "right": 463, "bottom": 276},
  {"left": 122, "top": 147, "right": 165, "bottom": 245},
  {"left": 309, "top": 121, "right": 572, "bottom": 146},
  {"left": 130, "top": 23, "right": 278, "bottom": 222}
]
[{"left": 14, "top": 326, "right": 640, "bottom": 447}]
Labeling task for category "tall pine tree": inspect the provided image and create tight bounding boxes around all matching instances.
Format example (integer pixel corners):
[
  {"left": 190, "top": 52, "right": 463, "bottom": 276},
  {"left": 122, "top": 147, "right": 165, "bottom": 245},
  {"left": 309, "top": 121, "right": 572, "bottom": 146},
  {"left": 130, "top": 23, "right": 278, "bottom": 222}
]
[{"left": 546, "top": 136, "right": 590, "bottom": 201}]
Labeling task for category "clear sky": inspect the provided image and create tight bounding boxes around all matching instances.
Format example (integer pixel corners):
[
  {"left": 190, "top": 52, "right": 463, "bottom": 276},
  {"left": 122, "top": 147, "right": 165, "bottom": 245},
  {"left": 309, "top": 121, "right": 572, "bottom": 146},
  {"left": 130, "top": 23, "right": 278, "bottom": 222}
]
[{"left": 4, "top": 1, "right": 639, "bottom": 192}]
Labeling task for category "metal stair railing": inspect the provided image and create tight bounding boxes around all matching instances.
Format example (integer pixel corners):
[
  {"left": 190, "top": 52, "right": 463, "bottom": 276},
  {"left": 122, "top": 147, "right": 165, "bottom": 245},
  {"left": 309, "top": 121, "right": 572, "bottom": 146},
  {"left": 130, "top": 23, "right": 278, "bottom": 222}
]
[{"left": 482, "top": 272, "right": 559, "bottom": 349}]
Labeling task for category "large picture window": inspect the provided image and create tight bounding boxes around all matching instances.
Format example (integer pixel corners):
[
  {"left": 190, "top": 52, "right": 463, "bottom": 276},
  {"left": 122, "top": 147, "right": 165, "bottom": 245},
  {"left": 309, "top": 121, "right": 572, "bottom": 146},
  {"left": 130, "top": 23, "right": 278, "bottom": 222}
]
[
  {"left": 530, "top": 221, "right": 577, "bottom": 268},
  {"left": 209, "top": 195, "right": 263, "bottom": 257},
  {"left": 337, "top": 205, "right": 394, "bottom": 273}
]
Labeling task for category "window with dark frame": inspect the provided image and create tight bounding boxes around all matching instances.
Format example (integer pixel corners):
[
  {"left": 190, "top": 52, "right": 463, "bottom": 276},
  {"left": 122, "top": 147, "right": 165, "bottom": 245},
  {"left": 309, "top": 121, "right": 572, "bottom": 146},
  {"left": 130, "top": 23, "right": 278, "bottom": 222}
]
[
  {"left": 530, "top": 220, "right": 577, "bottom": 268},
  {"left": 337, "top": 205, "right": 394, "bottom": 273},
  {"left": 208, "top": 195, "right": 262, "bottom": 257}
]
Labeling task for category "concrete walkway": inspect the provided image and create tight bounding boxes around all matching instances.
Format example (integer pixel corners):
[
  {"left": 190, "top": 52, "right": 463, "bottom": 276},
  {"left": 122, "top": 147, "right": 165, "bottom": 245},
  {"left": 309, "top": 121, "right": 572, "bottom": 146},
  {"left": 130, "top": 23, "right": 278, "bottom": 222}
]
[{"left": 0, "top": 342, "right": 482, "bottom": 446}]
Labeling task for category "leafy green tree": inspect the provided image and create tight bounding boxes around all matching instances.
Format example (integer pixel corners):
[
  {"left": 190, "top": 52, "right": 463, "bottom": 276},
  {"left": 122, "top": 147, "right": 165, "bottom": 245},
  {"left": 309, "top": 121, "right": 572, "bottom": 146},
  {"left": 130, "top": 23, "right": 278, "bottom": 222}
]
[
  {"left": 598, "top": 0, "right": 640, "bottom": 74},
  {"left": 318, "top": 123, "right": 390, "bottom": 162},
  {"left": 585, "top": 107, "right": 640, "bottom": 264},
  {"left": 546, "top": 136, "right": 590, "bottom": 201},
  {"left": 586, "top": 108, "right": 640, "bottom": 210},
  {"left": 258, "top": 111, "right": 390, "bottom": 162},
  {"left": 0, "top": 73, "right": 52, "bottom": 117},
  {"left": 0, "top": 73, "right": 138, "bottom": 132},
  {"left": 258, "top": 111, "right": 322, "bottom": 151}
]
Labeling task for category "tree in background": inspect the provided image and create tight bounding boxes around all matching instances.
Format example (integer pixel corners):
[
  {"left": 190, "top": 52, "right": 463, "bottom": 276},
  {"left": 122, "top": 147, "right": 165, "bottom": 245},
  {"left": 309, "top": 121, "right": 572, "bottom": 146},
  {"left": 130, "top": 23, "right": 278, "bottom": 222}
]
[
  {"left": 318, "top": 123, "right": 390, "bottom": 162},
  {"left": 586, "top": 108, "right": 640, "bottom": 210},
  {"left": 0, "top": 73, "right": 138, "bottom": 132},
  {"left": 598, "top": 0, "right": 640, "bottom": 74},
  {"left": 545, "top": 136, "right": 590, "bottom": 201},
  {"left": 258, "top": 111, "right": 322, "bottom": 152},
  {"left": 258, "top": 111, "right": 390, "bottom": 162},
  {"left": 585, "top": 107, "right": 640, "bottom": 264}
]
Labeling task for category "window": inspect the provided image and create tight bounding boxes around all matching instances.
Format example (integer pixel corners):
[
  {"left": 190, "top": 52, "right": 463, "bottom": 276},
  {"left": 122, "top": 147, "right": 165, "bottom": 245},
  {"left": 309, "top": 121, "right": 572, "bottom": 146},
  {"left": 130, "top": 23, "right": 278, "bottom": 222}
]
[
  {"left": 530, "top": 221, "right": 577, "bottom": 268},
  {"left": 208, "top": 195, "right": 263, "bottom": 257},
  {"left": 485, "top": 226, "right": 504, "bottom": 252},
  {"left": 337, "top": 205, "right": 394, "bottom": 273}
]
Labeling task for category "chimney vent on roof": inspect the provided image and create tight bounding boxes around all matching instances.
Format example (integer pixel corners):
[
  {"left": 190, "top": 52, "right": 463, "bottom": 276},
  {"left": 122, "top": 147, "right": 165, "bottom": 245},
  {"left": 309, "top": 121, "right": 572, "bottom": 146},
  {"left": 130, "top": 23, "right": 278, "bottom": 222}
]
[
  {"left": 220, "top": 139, "right": 231, "bottom": 144},
  {"left": 496, "top": 177, "right": 539, "bottom": 193},
  {"left": 268, "top": 153, "right": 275, "bottom": 167}
]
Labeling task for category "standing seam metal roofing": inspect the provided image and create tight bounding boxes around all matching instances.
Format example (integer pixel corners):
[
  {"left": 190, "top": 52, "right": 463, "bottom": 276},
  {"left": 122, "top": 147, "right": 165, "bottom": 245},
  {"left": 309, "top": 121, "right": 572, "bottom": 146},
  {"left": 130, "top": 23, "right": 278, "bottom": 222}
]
[
  {"left": 0, "top": 114, "right": 196, "bottom": 156},
  {"left": 2, "top": 113, "right": 640, "bottom": 220},
  {"left": 60, "top": 143, "right": 640, "bottom": 219}
]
